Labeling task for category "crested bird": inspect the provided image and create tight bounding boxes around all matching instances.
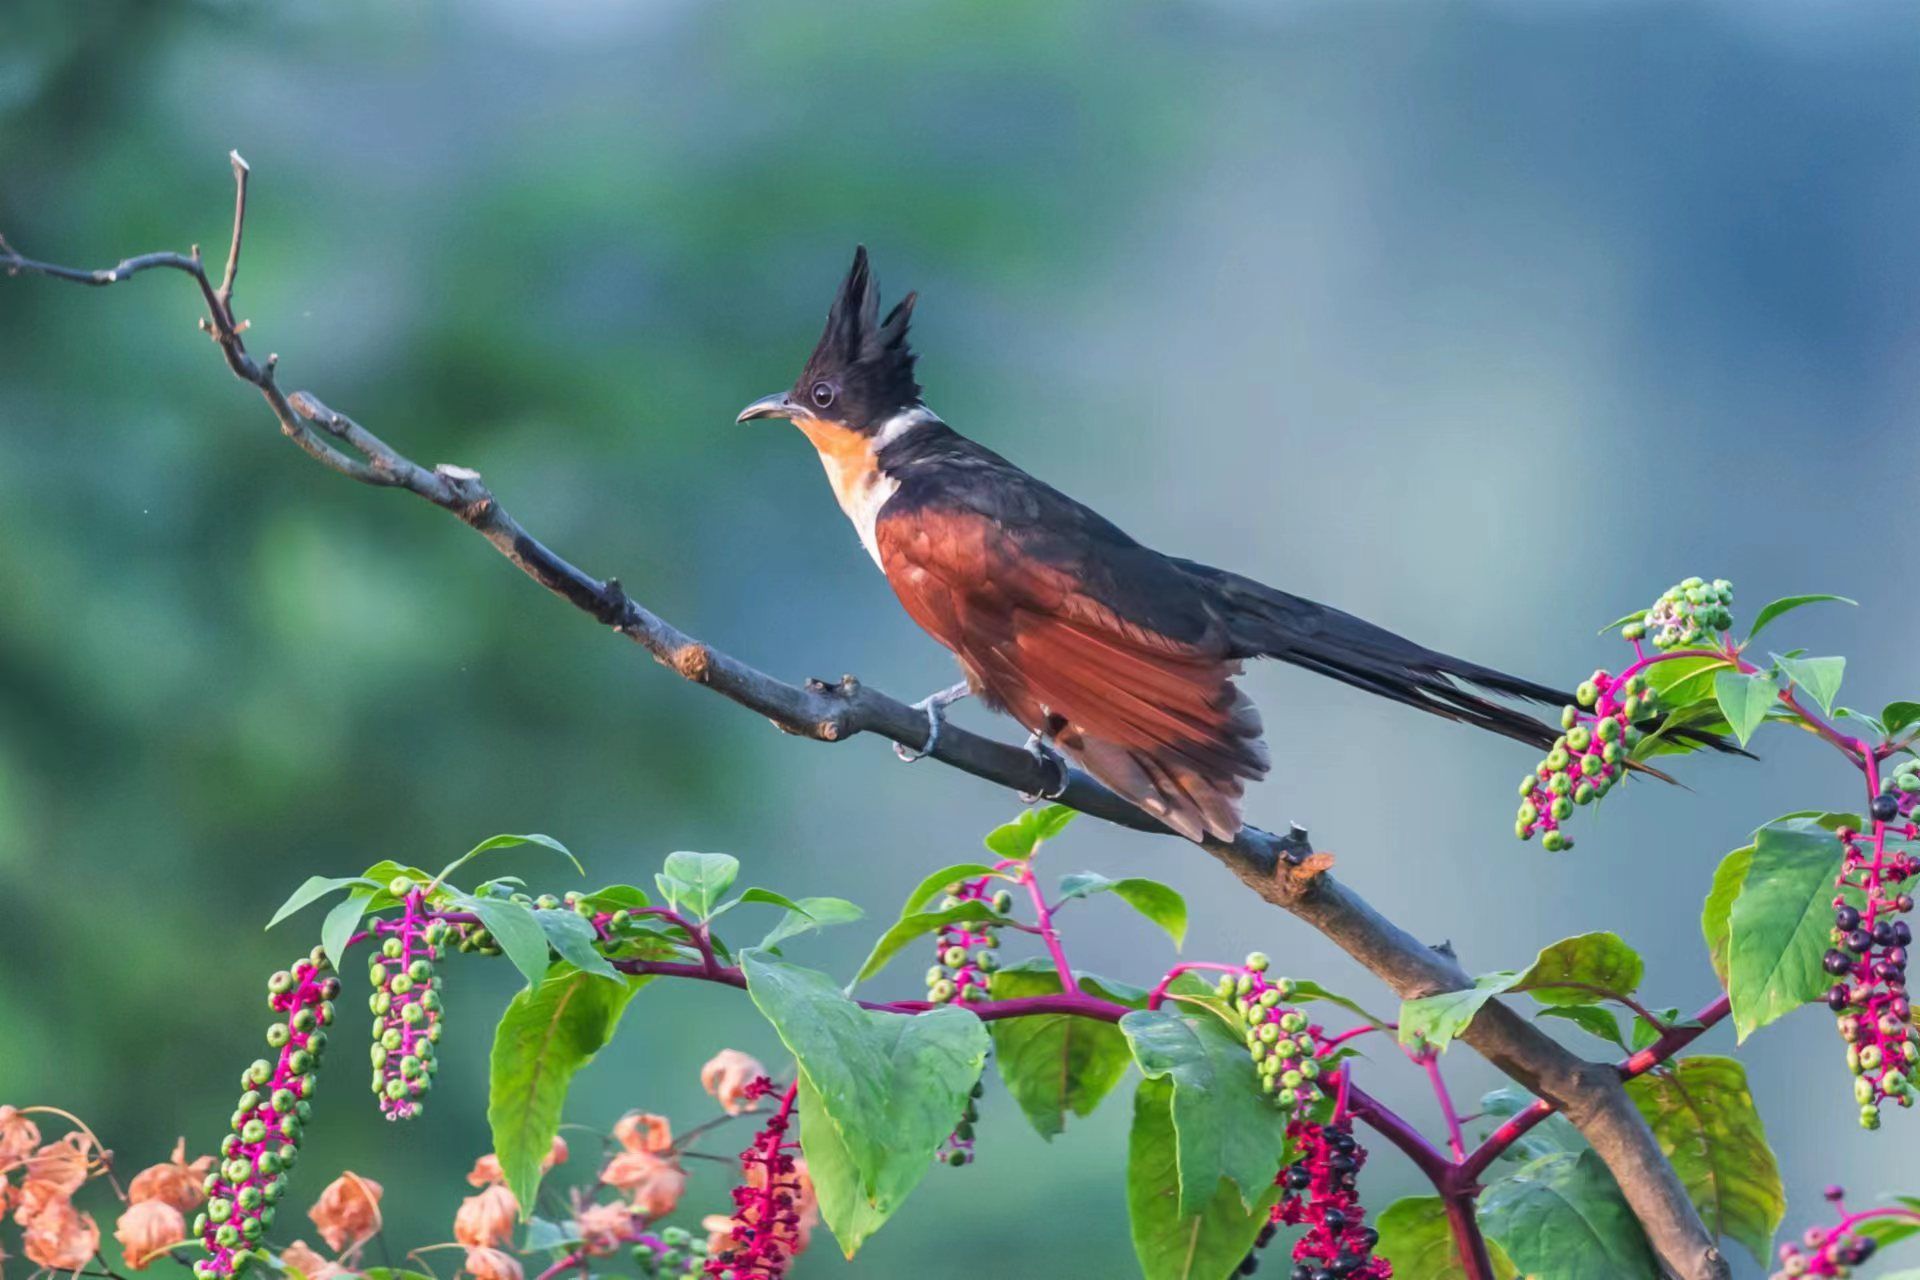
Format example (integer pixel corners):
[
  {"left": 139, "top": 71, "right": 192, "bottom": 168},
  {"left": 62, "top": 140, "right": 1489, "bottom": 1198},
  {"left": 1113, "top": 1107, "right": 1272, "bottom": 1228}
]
[{"left": 736, "top": 248, "right": 1663, "bottom": 843}]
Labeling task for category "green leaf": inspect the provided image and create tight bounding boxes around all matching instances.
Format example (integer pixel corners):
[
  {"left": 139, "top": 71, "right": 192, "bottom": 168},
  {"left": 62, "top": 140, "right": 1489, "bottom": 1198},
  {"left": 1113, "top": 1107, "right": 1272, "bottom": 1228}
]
[
  {"left": 898, "top": 863, "right": 1000, "bottom": 915},
  {"left": 1056, "top": 872, "right": 1188, "bottom": 948},
  {"left": 266, "top": 876, "right": 375, "bottom": 930},
  {"left": 854, "top": 900, "right": 1010, "bottom": 983},
  {"left": 519, "top": 1217, "right": 583, "bottom": 1252},
  {"left": 533, "top": 908, "right": 618, "bottom": 980},
  {"left": 759, "top": 896, "right": 865, "bottom": 951},
  {"left": 1285, "top": 978, "right": 1395, "bottom": 1030},
  {"left": 458, "top": 893, "right": 554, "bottom": 989},
  {"left": 1713, "top": 671, "right": 1778, "bottom": 748},
  {"left": 1728, "top": 820, "right": 1850, "bottom": 1041},
  {"left": 1702, "top": 844, "right": 1754, "bottom": 989},
  {"left": 1776, "top": 654, "right": 1845, "bottom": 716},
  {"left": 1372, "top": 1195, "right": 1520, "bottom": 1279},
  {"left": 487, "top": 962, "right": 643, "bottom": 1214},
  {"left": 1884, "top": 701, "right": 1920, "bottom": 737},
  {"left": 1624, "top": 1057, "right": 1784, "bottom": 1265},
  {"left": 1856, "top": 1198, "right": 1920, "bottom": 1247},
  {"left": 1120, "top": 1008, "right": 1292, "bottom": 1214},
  {"left": 794, "top": 1074, "right": 890, "bottom": 1256},
  {"left": 434, "top": 833, "right": 580, "bottom": 890},
  {"left": 578, "top": 884, "right": 651, "bottom": 913},
  {"left": 1478, "top": 1088, "right": 1586, "bottom": 1165},
  {"left": 1511, "top": 932, "right": 1644, "bottom": 1007},
  {"left": 1629, "top": 1007, "right": 1681, "bottom": 1052},
  {"left": 1125, "top": 1079, "right": 1278, "bottom": 1280},
  {"left": 738, "top": 887, "right": 807, "bottom": 915},
  {"left": 742, "top": 952, "right": 989, "bottom": 1257},
  {"left": 983, "top": 804, "right": 1077, "bottom": 860},
  {"left": 655, "top": 851, "right": 739, "bottom": 918},
  {"left": 357, "top": 861, "right": 439, "bottom": 912},
  {"left": 1478, "top": 1150, "right": 1660, "bottom": 1279},
  {"left": 319, "top": 891, "right": 370, "bottom": 973},
  {"left": 987, "top": 963, "right": 1136, "bottom": 1138},
  {"left": 1748, "top": 593, "right": 1855, "bottom": 642},
  {"left": 1399, "top": 972, "right": 1520, "bottom": 1053},
  {"left": 1536, "top": 1004, "right": 1629, "bottom": 1051},
  {"left": 1598, "top": 608, "right": 1647, "bottom": 636}
]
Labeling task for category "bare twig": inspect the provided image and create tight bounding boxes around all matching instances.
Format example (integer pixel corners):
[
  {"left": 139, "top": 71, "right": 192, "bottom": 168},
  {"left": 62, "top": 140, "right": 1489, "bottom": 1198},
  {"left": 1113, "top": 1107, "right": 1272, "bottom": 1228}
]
[{"left": 0, "top": 158, "right": 1729, "bottom": 1280}]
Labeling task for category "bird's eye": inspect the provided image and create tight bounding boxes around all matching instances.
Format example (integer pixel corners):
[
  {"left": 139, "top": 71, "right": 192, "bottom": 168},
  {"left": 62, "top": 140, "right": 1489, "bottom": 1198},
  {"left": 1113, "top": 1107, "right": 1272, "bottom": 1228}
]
[{"left": 810, "top": 381, "right": 837, "bottom": 409}]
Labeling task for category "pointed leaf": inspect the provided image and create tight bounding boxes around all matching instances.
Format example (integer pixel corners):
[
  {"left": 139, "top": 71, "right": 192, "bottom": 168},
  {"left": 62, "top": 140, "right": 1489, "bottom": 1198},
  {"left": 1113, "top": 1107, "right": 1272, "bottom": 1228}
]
[
  {"left": 854, "top": 900, "right": 1011, "bottom": 983},
  {"left": 897, "top": 863, "right": 999, "bottom": 916},
  {"left": 1536, "top": 1004, "right": 1629, "bottom": 1051},
  {"left": 1478, "top": 1150, "right": 1660, "bottom": 1279},
  {"left": 1776, "top": 655, "right": 1845, "bottom": 716},
  {"left": 1399, "top": 972, "right": 1520, "bottom": 1052},
  {"left": 1286, "top": 978, "right": 1394, "bottom": 1030},
  {"left": 655, "top": 852, "right": 739, "bottom": 918},
  {"left": 1702, "top": 844, "right": 1754, "bottom": 989},
  {"left": 987, "top": 963, "right": 1136, "bottom": 1138},
  {"left": 487, "top": 963, "right": 643, "bottom": 1214},
  {"left": 1120, "top": 1008, "right": 1292, "bottom": 1214},
  {"left": 458, "top": 894, "right": 553, "bottom": 989},
  {"left": 1748, "top": 594, "right": 1855, "bottom": 642},
  {"left": 266, "top": 876, "right": 374, "bottom": 930},
  {"left": 434, "top": 833, "right": 580, "bottom": 890},
  {"left": 1057, "top": 872, "right": 1188, "bottom": 948},
  {"left": 1126, "top": 1079, "right": 1278, "bottom": 1280},
  {"left": 1511, "top": 932, "right": 1644, "bottom": 1007},
  {"left": 319, "top": 891, "right": 370, "bottom": 973},
  {"left": 983, "top": 805, "right": 1076, "bottom": 860},
  {"left": 760, "top": 896, "right": 865, "bottom": 951},
  {"left": 1883, "top": 701, "right": 1920, "bottom": 737},
  {"left": 1713, "top": 671, "right": 1778, "bottom": 748},
  {"left": 1624, "top": 1057, "right": 1784, "bottom": 1265},
  {"left": 1372, "top": 1195, "right": 1520, "bottom": 1279},
  {"left": 533, "top": 908, "right": 618, "bottom": 980},
  {"left": 1728, "top": 820, "right": 1851, "bottom": 1040},
  {"left": 795, "top": 1074, "right": 891, "bottom": 1256}
]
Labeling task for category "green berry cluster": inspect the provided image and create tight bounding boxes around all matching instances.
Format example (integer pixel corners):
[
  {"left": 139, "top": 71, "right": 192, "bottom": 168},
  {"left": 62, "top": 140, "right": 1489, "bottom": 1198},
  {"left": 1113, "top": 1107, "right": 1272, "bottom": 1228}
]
[
  {"left": 939, "top": 1078, "right": 986, "bottom": 1168},
  {"left": 368, "top": 879, "right": 446, "bottom": 1121},
  {"left": 194, "top": 949, "right": 339, "bottom": 1278},
  {"left": 634, "top": 1226, "right": 709, "bottom": 1279},
  {"left": 924, "top": 877, "right": 1008, "bottom": 1006},
  {"left": 1515, "top": 672, "right": 1647, "bottom": 851},
  {"left": 1216, "top": 953, "right": 1324, "bottom": 1113},
  {"left": 1627, "top": 577, "right": 1733, "bottom": 650}
]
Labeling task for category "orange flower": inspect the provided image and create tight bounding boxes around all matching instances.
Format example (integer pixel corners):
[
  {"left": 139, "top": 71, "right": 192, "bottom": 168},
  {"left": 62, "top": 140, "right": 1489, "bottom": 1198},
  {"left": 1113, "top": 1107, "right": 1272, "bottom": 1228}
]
[
  {"left": 452, "top": 1185, "right": 518, "bottom": 1250},
  {"left": 462, "top": 1247, "right": 523, "bottom": 1280},
  {"left": 21, "top": 1197, "right": 99, "bottom": 1271},
  {"left": 23, "top": 1134, "right": 94, "bottom": 1195},
  {"left": 306, "top": 1173, "right": 384, "bottom": 1253},
  {"left": 573, "top": 1202, "right": 633, "bottom": 1257},
  {"left": 10, "top": 1177, "right": 65, "bottom": 1226},
  {"left": 699, "top": 1050, "right": 767, "bottom": 1116},
  {"left": 702, "top": 1213, "right": 741, "bottom": 1258},
  {"left": 126, "top": 1139, "right": 213, "bottom": 1215},
  {"left": 279, "top": 1240, "right": 355, "bottom": 1280},
  {"left": 114, "top": 1199, "right": 186, "bottom": 1270},
  {"left": 464, "top": 1137, "right": 569, "bottom": 1189},
  {"left": 0, "top": 1107, "right": 41, "bottom": 1165},
  {"left": 611, "top": 1112, "right": 672, "bottom": 1155},
  {"left": 601, "top": 1152, "right": 685, "bottom": 1218}
]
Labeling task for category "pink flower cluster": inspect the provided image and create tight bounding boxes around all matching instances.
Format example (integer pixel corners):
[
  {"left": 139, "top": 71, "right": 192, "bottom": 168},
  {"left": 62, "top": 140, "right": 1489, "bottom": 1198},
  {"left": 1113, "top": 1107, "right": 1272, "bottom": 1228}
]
[
  {"left": 1515, "top": 670, "right": 1646, "bottom": 852},
  {"left": 1273, "top": 1117, "right": 1389, "bottom": 1280},
  {"left": 1827, "top": 812, "right": 1917, "bottom": 1128},
  {"left": 705, "top": 1081, "right": 808, "bottom": 1280},
  {"left": 367, "top": 885, "right": 446, "bottom": 1120},
  {"left": 195, "top": 949, "right": 339, "bottom": 1278}
]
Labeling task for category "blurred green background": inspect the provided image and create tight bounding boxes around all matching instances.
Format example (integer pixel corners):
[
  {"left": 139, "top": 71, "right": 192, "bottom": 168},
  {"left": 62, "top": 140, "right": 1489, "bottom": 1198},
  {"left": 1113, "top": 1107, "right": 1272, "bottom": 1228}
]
[{"left": 3, "top": 2, "right": 1918, "bottom": 1276}]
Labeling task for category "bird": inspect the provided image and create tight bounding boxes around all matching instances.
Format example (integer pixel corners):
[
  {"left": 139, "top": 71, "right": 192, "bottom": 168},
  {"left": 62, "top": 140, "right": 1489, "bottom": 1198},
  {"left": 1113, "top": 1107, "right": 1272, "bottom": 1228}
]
[{"left": 736, "top": 248, "right": 1633, "bottom": 843}]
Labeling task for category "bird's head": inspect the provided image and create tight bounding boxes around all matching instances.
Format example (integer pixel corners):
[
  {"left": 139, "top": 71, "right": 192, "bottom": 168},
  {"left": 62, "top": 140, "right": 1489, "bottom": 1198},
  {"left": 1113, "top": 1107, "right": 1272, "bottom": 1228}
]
[{"left": 736, "top": 246, "right": 921, "bottom": 436}]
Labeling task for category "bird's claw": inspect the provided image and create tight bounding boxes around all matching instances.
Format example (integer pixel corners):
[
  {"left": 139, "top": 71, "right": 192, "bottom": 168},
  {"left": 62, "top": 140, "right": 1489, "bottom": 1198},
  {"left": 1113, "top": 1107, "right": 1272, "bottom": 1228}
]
[
  {"left": 1019, "top": 732, "right": 1070, "bottom": 802},
  {"left": 894, "top": 681, "right": 972, "bottom": 763}
]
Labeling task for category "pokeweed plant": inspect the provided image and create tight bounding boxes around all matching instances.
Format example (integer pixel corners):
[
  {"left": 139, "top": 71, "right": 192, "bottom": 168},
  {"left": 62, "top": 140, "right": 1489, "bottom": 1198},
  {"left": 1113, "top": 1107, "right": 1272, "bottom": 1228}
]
[{"left": 10, "top": 581, "right": 1920, "bottom": 1280}]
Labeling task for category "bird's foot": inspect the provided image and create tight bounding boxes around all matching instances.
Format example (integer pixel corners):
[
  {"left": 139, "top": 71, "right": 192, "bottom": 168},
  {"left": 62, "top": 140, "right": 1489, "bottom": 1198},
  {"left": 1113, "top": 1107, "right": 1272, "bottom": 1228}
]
[
  {"left": 894, "top": 681, "right": 973, "bottom": 763},
  {"left": 1019, "top": 732, "right": 1071, "bottom": 802}
]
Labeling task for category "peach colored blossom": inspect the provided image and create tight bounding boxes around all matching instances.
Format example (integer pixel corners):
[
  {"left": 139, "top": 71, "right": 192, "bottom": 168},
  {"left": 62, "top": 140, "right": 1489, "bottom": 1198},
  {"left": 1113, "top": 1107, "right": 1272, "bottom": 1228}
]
[
  {"left": 464, "top": 1136, "right": 568, "bottom": 1189},
  {"left": 462, "top": 1247, "right": 523, "bottom": 1280},
  {"left": 114, "top": 1199, "right": 186, "bottom": 1270},
  {"left": 574, "top": 1201, "right": 634, "bottom": 1256},
  {"left": 278, "top": 1240, "right": 355, "bottom": 1280},
  {"left": 306, "top": 1173, "right": 384, "bottom": 1253},
  {"left": 601, "top": 1152, "right": 685, "bottom": 1218},
  {"left": 23, "top": 1135, "right": 94, "bottom": 1195},
  {"left": 0, "top": 1107, "right": 41, "bottom": 1165},
  {"left": 699, "top": 1050, "right": 766, "bottom": 1115},
  {"left": 21, "top": 1197, "right": 99, "bottom": 1271},
  {"left": 702, "top": 1213, "right": 740, "bottom": 1258},
  {"left": 452, "top": 1185, "right": 518, "bottom": 1250},
  {"left": 126, "top": 1139, "right": 213, "bottom": 1215},
  {"left": 611, "top": 1112, "right": 672, "bottom": 1155},
  {"left": 11, "top": 1177, "right": 65, "bottom": 1226}
]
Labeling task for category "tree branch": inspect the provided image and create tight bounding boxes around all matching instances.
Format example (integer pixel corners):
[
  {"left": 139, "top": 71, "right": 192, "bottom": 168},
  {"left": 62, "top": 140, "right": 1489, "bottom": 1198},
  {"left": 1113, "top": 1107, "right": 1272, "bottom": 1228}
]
[{"left": 0, "top": 157, "right": 1727, "bottom": 1280}]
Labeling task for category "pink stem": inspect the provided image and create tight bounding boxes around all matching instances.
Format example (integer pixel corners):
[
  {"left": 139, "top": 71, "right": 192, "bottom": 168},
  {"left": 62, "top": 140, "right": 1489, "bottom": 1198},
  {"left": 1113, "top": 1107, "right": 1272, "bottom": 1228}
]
[
  {"left": 1017, "top": 863, "right": 1076, "bottom": 989},
  {"left": 1145, "top": 962, "right": 1239, "bottom": 1009},
  {"left": 1420, "top": 1052, "right": 1468, "bottom": 1162}
]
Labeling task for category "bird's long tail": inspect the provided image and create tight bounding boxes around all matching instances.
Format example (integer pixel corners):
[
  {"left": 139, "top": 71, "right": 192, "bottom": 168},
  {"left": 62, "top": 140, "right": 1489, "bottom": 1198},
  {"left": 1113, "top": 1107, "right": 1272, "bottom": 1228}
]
[{"left": 1183, "top": 562, "right": 1741, "bottom": 756}]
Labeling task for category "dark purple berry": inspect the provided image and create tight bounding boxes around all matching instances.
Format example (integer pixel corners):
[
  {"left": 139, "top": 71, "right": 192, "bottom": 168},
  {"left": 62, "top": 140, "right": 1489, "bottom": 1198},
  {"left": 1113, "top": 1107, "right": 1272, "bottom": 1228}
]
[
  {"left": 1836, "top": 905, "right": 1862, "bottom": 931},
  {"left": 1825, "top": 949, "right": 1854, "bottom": 975},
  {"left": 1828, "top": 985, "right": 1852, "bottom": 1011},
  {"left": 1848, "top": 929, "right": 1874, "bottom": 953},
  {"left": 1873, "top": 795, "right": 1899, "bottom": 822}
]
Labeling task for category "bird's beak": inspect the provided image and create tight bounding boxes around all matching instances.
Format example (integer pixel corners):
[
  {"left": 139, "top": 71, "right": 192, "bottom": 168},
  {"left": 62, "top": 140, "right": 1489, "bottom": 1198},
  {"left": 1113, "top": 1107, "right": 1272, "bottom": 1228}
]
[{"left": 736, "top": 392, "right": 797, "bottom": 424}]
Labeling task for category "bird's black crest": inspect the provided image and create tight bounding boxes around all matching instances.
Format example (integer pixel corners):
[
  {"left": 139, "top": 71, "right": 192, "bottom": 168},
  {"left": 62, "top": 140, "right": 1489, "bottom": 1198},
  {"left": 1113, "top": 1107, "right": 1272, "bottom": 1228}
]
[{"left": 796, "top": 246, "right": 921, "bottom": 429}]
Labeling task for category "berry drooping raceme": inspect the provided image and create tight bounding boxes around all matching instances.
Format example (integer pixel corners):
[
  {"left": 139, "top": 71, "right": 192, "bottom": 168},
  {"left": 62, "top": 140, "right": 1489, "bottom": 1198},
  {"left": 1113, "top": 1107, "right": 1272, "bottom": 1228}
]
[
  {"left": 1766, "top": 1185, "right": 1920, "bottom": 1278},
  {"left": 1218, "top": 954, "right": 1327, "bottom": 1115},
  {"left": 1627, "top": 577, "right": 1734, "bottom": 650},
  {"left": 938, "top": 1078, "right": 985, "bottom": 1169},
  {"left": 1825, "top": 821, "right": 1918, "bottom": 1129},
  {"left": 924, "top": 876, "right": 1007, "bottom": 1007},
  {"left": 705, "top": 1081, "right": 805, "bottom": 1280},
  {"left": 367, "top": 881, "right": 446, "bottom": 1121},
  {"left": 194, "top": 949, "right": 339, "bottom": 1279},
  {"left": 1274, "top": 1117, "right": 1389, "bottom": 1280},
  {"left": 1515, "top": 670, "right": 1649, "bottom": 852}
]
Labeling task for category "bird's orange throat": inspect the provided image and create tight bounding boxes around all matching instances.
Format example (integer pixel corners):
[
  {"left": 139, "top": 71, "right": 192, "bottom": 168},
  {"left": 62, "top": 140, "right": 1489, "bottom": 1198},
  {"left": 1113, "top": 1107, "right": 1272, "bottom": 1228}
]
[{"left": 794, "top": 418, "right": 897, "bottom": 567}]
